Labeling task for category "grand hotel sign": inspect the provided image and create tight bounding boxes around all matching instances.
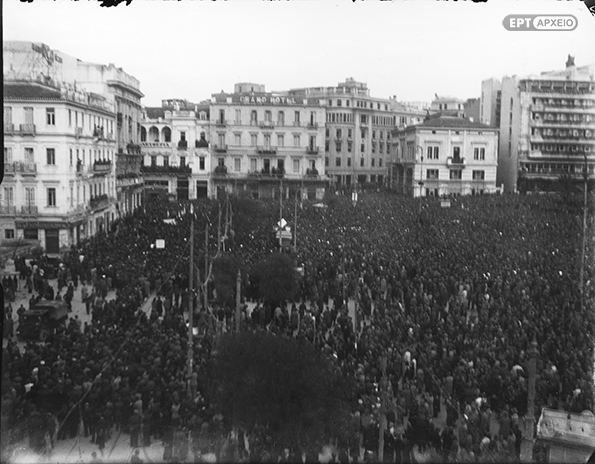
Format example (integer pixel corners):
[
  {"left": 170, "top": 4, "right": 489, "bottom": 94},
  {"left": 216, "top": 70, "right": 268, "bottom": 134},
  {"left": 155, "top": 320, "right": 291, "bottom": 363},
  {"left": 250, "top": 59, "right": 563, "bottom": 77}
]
[{"left": 237, "top": 95, "right": 305, "bottom": 105}]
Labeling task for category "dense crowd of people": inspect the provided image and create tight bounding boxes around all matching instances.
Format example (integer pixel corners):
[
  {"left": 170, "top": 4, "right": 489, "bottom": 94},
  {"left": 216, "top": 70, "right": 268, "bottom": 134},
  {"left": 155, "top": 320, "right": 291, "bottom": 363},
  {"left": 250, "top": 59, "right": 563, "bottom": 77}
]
[{"left": 2, "top": 191, "right": 594, "bottom": 463}]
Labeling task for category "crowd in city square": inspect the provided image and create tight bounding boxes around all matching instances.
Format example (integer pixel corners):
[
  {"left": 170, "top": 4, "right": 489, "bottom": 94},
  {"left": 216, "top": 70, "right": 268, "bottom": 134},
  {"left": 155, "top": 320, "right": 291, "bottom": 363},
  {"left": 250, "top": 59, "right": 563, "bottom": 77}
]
[{"left": 2, "top": 189, "right": 594, "bottom": 463}]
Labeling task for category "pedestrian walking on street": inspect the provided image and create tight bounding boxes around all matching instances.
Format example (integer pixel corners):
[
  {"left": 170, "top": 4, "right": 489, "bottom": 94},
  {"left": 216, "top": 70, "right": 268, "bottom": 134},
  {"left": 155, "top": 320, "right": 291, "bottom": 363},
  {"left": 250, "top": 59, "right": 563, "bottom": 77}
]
[{"left": 128, "top": 412, "right": 141, "bottom": 448}]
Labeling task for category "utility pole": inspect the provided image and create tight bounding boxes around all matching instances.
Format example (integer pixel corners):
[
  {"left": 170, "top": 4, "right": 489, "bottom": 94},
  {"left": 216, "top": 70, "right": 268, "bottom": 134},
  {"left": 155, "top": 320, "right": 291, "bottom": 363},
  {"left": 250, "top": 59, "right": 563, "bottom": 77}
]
[
  {"left": 294, "top": 189, "right": 298, "bottom": 252},
  {"left": 580, "top": 154, "right": 588, "bottom": 310},
  {"left": 204, "top": 221, "right": 209, "bottom": 311},
  {"left": 187, "top": 205, "right": 195, "bottom": 400},
  {"left": 520, "top": 337, "right": 538, "bottom": 462},
  {"left": 235, "top": 269, "right": 241, "bottom": 332}
]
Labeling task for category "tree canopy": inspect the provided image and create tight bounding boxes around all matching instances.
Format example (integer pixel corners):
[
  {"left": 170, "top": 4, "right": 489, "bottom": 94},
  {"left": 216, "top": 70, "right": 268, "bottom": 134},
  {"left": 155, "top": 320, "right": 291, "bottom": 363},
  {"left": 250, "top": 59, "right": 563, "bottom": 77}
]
[
  {"left": 251, "top": 253, "right": 300, "bottom": 307},
  {"left": 207, "top": 331, "right": 354, "bottom": 455}
]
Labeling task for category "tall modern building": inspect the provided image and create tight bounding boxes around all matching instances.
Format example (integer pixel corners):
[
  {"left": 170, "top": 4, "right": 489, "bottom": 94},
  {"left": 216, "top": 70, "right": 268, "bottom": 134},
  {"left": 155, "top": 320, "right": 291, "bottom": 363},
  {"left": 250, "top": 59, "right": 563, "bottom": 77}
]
[
  {"left": 288, "top": 78, "right": 425, "bottom": 188},
  {"left": 482, "top": 56, "right": 595, "bottom": 193},
  {"left": 140, "top": 99, "right": 210, "bottom": 201},
  {"left": 208, "top": 83, "right": 329, "bottom": 200},
  {"left": 2, "top": 41, "right": 143, "bottom": 253}
]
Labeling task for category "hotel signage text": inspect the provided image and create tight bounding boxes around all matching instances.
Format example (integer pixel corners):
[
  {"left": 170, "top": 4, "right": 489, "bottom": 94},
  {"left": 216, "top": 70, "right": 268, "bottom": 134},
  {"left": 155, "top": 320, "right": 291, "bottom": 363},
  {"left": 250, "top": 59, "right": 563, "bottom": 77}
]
[{"left": 238, "top": 96, "right": 303, "bottom": 105}]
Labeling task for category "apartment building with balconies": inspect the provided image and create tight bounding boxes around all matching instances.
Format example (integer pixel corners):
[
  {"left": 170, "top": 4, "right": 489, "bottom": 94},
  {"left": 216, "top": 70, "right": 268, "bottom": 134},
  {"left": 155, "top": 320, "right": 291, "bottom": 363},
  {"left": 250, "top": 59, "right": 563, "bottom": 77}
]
[
  {"left": 391, "top": 116, "right": 499, "bottom": 197},
  {"left": 140, "top": 100, "right": 210, "bottom": 201},
  {"left": 2, "top": 80, "right": 117, "bottom": 253},
  {"left": 482, "top": 56, "right": 595, "bottom": 193},
  {"left": 286, "top": 79, "right": 427, "bottom": 189},
  {"left": 208, "top": 84, "right": 329, "bottom": 200}
]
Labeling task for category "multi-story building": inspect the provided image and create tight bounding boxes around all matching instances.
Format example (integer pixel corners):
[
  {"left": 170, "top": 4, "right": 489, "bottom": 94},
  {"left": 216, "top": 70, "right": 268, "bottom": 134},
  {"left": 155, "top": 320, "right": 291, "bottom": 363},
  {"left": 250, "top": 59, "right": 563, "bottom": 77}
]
[
  {"left": 480, "top": 78, "right": 502, "bottom": 126},
  {"left": 3, "top": 80, "right": 117, "bottom": 253},
  {"left": 140, "top": 100, "right": 210, "bottom": 201},
  {"left": 391, "top": 115, "right": 499, "bottom": 197},
  {"left": 3, "top": 40, "right": 143, "bottom": 253},
  {"left": 430, "top": 95, "right": 467, "bottom": 118},
  {"left": 73, "top": 60, "right": 145, "bottom": 214},
  {"left": 482, "top": 56, "right": 595, "bottom": 193},
  {"left": 208, "top": 83, "right": 329, "bottom": 200},
  {"left": 288, "top": 79, "right": 420, "bottom": 187}
]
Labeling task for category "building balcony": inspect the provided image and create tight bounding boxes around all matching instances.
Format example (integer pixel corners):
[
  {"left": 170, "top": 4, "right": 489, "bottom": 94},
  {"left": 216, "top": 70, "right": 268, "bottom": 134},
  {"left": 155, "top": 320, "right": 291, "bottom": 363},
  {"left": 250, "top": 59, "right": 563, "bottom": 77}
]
[
  {"left": 305, "top": 168, "right": 319, "bottom": 178},
  {"left": 21, "top": 205, "right": 38, "bottom": 217},
  {"left": 249, "top": 120, "right": 259, "bottom": 126},
  {"left": 215, "top": 144, "right": 228, "bottom": 153},
  {"left": 140, "top": 141, "right": 172, "bottom": 148},
  {"left": 126, "top": 143, "right": 142, "bottom": 155},
  {"left": 531, "top": 119, "right": 595, "bottom": 128},
  {"left": 307, "top": 122, "right": 319, "bottom": 129},
  {"left": 256, "top": 146, "right": 277, "bottom": 155},
  {"left": 177, "top": 140, "right": 188, "bottom": 150},
  {"left": 19, "top": 124, "right": 36, "bottom": 135},
  {"left": 141, "top": 164, "right": 192, "bottom": 175},
  {"left": 215, "top": 120, "right": 227, "bottom": 127},
  {"left": 0, "top": 206, "right": 17, "bottom": 216},
  {"left": 4, "top": 162, "right": 37, "bottom": 175},
  {"left": 93, "top": 160, "right": 113, "bottom": 174},
  {"left": 259, "top": 121, "right": 275, "bottom": 129},
  {"left": 4, "top": 123, "right": 15, "bottom": 134},
  {"left": 195, "top": 139, "right": 209, "bottom": 148},
  {"left": 89, "top": 194, "right": 110, "bottom": 211},
  {"left": 446, "top": 157, "right": 466, "bottom": 168},
  {"left": 293, "top": 121, "right": 301, "bottom": 127},
  {"left": 306, "top": 146, "right": 320, "bottom": 155},
  {"left": 261, "top": 168, "right": 285, "bottom": 179},
  {"left": 212, "top": 165, "right": 228, "bottom": 177}
]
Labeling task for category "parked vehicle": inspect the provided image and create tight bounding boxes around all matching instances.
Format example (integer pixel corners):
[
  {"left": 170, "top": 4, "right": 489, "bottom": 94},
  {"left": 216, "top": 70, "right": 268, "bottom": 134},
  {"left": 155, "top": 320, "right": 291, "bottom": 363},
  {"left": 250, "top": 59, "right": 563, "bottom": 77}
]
[{"left": 16, "top": 300, "right": 68, "bottom": 342}]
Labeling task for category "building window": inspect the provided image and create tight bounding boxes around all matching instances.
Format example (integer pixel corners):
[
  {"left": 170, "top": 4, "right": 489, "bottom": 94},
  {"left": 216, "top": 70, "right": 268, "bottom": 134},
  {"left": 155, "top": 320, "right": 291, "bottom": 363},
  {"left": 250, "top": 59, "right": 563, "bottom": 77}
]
[
  {"left": 251, "top": 111, "right": 258, "bottom": 124},
  {"left": 3, "top": 187, "right": 14, "bottom": 206},
  {"left": 427, "top": 146, "right": 439, "bottom": 160},
  {"left": 265, "top": 110, "right": 272, "bottom": 123},
  {"left": 449, "top": 170, "right": 462, "bottom": 180},
  {"left": 426, "top": 169, "right": 439, "bottom": 179},
  {"left": 234, "top": 158, "right": 241, "bottom": 172},
  {"left": 325, "top": 157, "right": 329, "bottom": 167},
  {"left": 473, "top": 147, "right": 486, "bottom": 160},
  {"left": 347, "top": 158, "right": 351, "bottom": 167},
  {"left": 360, "top": 115, "right": 368, "bottom": 124},
  {"left": 218, "top": 158, "right": 225, "bottom": 167},
  {"left": 47, "top": 187, "right": 57, "bottom": 207},
  {"left": 46, "top": 148, "right": 56, "bottom": 165},
  {"left": 336, "top": 157, "right": 341, "bottom": 167},
  {"left": 336, "top": 142, "right": 342, "bottom": 152},
  {"left": 361, "top": 144, "right": 365, "bottom": 153},
  {"left": 278, "top": 134, "right": 284, "bottom": 147},
  {"left": 293, "top": 135, "right": 300, "bottom": 147},
  {"left": 372, "top": 143, "right": 376, "bottom": 154},
  {"left": 309, "top": 136, "right": 316, "bottom": 151},
  {"left": 199, "top": 157, "right": 205, "bottom": 170},
  {"left": 46, "top": 108, "right": 55, "bottom": 125},
  {"left": 180, "top": 131, "right": 186, "bottom": 142},
  {"left": 163, "top": 157, "right": 169, "bottom": 167},
  {"left": 251, "top": 134, "right": 258, "bottom": 147},
  {"left": 379, "top": 158, "right": 383, "bottom": 167},
  {"left": 472, "top": 170, "right": 485, "bottom": 180},
  {"left": 151, "top": 156, "right": 157, "bottom": 167},
  {"left": 453, "top": 146, "right": 461, "bottom": 159},
  {"left": 264, "top": 134, "right": 271, "bottom": 149},
  {"left": 293, "top": 159, "right": 300, "bottom": 173},
  {"left": 336, "top": 129, "right": 342, "bottom": 139},
  {"left": 234, "top": 134, "right": 241, "bottom": 146},
  {"left": 235, "top": 109, "right": 241, "bottom": 124},
  {"left": 325, "top": 141, "right": 329, "bottom": 152},
  {"left": 360, "top": 158, "right": 364, "bottom": 167},
  {"left": 24, "top": 228, "right": 38, "bottom": 240},
  {"left": 348, "top": 129, "right": 352, "bottom": 138},
  {"left": 371, "top": 158, "right": 375, "bottom": 167},
  {"left": 337, "top": 99, "right": 342, "bottom": 107},
  {"left": 180, "top": 156, "right": 186, "bottom": 166},
  {"left": 68, "top": 109, "right": 72, "bottom": 126},
  {"left": 4, "top": 147, "right": 13, "bottom": 164},
  {"left": 294, "top": 111, "right": 301, "bottom": 126},
  {"left": 348, "top": 142, "right": 353, "bottom": 153},
  {"left": 278, "top": 111, "right": 285, "bottom": 126},
  {"left": 5, "top": 229, "right": 14, "bottom": 239}
]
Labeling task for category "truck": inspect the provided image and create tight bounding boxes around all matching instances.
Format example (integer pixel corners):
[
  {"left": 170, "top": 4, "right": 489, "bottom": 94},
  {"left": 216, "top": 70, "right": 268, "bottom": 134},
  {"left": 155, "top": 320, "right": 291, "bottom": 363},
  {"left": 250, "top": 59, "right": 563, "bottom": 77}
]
[{"left": 16, "top": 300, "right": 68, "bottom": 342}]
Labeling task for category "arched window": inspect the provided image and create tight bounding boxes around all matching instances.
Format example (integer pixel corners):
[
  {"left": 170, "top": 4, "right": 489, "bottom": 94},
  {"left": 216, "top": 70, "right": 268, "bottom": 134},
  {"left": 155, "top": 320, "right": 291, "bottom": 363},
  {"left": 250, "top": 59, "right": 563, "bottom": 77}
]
[
  {"left": 149, "top": 126, "right": 160, "bottom": 142},
  {"left": 140, "top": 126, "right": 147, "bottom": 142},
  {"left": 162, "top": 127, "right": 172, "bottom": 142}
]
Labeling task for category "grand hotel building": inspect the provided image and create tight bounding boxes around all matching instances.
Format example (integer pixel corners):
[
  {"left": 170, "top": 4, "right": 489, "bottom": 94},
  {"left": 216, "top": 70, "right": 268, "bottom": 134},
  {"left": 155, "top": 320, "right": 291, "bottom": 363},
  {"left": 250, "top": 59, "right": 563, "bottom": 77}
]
[{"left": 208, "top": 83, "right": 329, "bottom": 200}]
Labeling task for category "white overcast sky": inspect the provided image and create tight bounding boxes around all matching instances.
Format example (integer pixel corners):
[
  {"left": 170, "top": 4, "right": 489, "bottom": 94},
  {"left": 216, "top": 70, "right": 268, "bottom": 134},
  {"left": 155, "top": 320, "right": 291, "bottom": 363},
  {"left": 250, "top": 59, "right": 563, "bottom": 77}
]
[{"left": 3, "top": 0, "right": 595, "bottom": 107}]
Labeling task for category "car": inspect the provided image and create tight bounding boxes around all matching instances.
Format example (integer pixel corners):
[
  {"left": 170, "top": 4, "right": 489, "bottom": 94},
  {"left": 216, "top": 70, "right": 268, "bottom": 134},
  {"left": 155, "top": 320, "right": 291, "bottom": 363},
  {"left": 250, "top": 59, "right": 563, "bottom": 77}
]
[{"left": 16, "top": 300, "right": 68, "bottom": 342}]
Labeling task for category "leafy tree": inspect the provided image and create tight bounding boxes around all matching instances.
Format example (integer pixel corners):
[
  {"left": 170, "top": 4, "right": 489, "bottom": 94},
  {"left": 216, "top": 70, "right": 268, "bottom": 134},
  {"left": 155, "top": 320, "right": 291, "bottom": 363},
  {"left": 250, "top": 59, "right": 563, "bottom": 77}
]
[
  {"left": 207, "top": 331, "right": 354, "bottom": 457},
  {"left": 251, "top": 253, "right": 300, "bottom": 307},
  {"left": 212, "top": 254, "right": 246, "bottom": 308}
]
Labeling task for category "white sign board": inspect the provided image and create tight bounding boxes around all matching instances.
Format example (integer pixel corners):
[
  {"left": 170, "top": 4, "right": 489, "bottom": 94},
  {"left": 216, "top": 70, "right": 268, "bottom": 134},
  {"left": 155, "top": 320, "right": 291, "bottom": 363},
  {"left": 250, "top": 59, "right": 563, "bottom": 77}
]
[{"left": 155, "top": 239, "right": 165, "bottom": 249}]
